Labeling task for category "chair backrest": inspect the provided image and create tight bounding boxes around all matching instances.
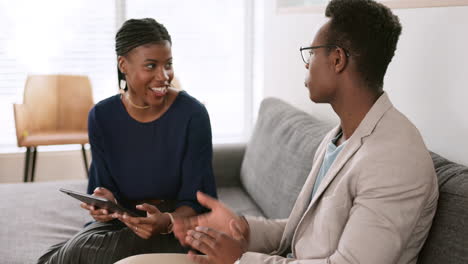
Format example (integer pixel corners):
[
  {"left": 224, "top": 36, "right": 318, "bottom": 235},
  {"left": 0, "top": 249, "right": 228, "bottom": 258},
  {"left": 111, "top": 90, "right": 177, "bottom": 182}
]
[{"left": 21, "top": 74, "right": 94, "bottom": 133}]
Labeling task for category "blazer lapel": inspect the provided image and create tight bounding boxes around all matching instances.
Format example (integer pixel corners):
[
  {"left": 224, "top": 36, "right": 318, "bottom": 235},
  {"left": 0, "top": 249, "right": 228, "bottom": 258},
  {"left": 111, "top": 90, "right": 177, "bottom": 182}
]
[
  {"left": 291, "top": 92, "right": 394, "bottom": 248},
  {"left": 308, "top": 134, "right": 362, "bottom": 208},
  {"left": 307, "top": 92, "right": 393, "bottom": 210},
  {"left": 273, "top": 126, "right": 340, "bottom": 255}
]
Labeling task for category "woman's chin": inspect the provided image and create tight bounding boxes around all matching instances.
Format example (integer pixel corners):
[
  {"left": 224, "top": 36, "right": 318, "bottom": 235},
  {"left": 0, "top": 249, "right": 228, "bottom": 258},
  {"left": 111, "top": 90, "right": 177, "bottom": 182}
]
[
  {"left": 147, "top": 89, "right": 168, "bottom": 104},
  {"left": 148, "top": 96, "right": 166, "bottom": 107}
]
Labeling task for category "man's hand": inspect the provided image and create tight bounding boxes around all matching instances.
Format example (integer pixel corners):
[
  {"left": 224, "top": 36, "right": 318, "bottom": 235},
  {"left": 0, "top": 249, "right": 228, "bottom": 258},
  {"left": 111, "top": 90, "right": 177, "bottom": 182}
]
[
  {"left": 173, "top": 191, "right": 248, "bottom": 246},
  {"left": 80, "top": 187, "right": 116, "bottom": 222},
  {"left": 114, "top": 203, "right": 171, "bottom": 239},
  {"left": 185, "top": 221, "right": 248, "bottom": 264}
]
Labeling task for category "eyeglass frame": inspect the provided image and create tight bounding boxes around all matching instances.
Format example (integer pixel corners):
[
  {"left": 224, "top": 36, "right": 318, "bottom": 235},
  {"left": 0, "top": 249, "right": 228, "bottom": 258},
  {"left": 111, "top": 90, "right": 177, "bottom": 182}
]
[{"left": 299, "top": 45, "right": 350, "bottom": 64}]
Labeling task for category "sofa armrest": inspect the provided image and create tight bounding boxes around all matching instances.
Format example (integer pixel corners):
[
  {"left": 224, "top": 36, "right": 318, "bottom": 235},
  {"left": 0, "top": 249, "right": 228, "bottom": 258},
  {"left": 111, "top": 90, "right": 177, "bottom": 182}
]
[{"left": 213, "top": 143, "right": 246, "bottom": 188}]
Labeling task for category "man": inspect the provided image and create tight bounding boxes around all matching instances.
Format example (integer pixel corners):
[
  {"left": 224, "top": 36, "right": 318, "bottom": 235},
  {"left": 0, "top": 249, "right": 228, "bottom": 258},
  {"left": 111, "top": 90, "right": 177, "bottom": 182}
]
[{"left": 174, "top": 0, "right": 439, "bottom": 263}]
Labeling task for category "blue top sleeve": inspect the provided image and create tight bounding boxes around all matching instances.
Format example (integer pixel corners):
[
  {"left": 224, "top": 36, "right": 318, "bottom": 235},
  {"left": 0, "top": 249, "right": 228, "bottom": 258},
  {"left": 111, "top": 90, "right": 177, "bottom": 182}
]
[
  {"left": 177, "top": 107, "right": 216, "bottom": 213},
  {"left": 86, "top": 107, "right": 120, "bottom": 200}
]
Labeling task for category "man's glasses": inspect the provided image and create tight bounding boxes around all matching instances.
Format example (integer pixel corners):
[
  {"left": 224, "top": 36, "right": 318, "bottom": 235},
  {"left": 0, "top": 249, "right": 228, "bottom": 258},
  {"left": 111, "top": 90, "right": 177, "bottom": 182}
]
[{"left": 299, "top": 45, "right": 350, "bottom": 64}]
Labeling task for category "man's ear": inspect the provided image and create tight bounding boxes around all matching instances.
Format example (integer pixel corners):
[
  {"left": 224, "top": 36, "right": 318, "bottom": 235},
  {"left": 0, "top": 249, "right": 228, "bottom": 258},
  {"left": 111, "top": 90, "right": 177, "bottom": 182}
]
[
  {"left": 333, "top": 48, "right": 348, "bottom": 73},
  {"left": 117, "top": 56, "right": 127, "bottom": 74}
]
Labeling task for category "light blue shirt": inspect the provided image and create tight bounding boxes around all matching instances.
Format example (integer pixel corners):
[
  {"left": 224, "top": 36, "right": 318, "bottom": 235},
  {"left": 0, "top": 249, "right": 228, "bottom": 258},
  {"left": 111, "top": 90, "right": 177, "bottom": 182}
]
[
  {"left": 287, "top": 131, "right": 347, "bottom": 259},
  {"left": 311, "top": 131, "right": 347, "bottom": 200}
]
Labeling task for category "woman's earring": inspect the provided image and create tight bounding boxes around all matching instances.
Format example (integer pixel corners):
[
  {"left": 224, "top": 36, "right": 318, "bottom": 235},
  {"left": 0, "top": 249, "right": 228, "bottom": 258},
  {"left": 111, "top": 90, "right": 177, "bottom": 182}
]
[{"left": 120, "top": 79, "right": 127, "bottom": 90}]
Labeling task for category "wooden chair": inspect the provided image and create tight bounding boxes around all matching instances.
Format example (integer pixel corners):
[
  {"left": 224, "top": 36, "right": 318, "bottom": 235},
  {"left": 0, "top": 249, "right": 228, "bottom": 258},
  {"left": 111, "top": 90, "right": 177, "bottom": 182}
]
[{"left": 13, "top": 75, "right": 94, "bottom": 182}]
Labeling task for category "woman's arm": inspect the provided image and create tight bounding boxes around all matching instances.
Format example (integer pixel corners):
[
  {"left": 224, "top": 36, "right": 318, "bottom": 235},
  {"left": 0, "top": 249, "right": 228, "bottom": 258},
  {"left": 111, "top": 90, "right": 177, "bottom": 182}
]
[
  {"left": 87, "top": 107, "right": 118, "bottom": 195},
  {"left": 177, "top": 106, "right": 218, "bottom": 213},
  {"left": 85, "top": 107, "right": 119, "bottom": 222}
]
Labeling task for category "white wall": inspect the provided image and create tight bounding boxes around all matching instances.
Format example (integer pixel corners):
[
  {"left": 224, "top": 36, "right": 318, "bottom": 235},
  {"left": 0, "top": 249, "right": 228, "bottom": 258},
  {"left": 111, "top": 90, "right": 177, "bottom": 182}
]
[
  {"left": 1, "top": 3, "right": 467, "bottom": 183},
  {"left": 260, "top": 1, "right": 468, "bottom": 166}
]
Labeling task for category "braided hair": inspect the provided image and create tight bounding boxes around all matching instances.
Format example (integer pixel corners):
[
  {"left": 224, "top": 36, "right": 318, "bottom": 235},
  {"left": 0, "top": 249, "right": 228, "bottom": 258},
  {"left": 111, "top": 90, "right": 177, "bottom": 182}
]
[{"left": 115, "top": 18, "right": 172, "bottom": 91}]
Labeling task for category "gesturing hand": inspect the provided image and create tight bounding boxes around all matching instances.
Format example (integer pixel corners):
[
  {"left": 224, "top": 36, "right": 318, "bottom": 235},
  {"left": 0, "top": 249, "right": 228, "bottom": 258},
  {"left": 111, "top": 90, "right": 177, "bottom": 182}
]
[
  {"left": 185, "top": 220, "right": 248, "bottom": 264},
  {"left": 80, "top": 187, "right": 116, "bottom": 222},
  {"left": 173, "top": 191, "right": 247, "bottom": 246},
  {"left": 115, "top": 203, "right": 171, "bottom": 239}
]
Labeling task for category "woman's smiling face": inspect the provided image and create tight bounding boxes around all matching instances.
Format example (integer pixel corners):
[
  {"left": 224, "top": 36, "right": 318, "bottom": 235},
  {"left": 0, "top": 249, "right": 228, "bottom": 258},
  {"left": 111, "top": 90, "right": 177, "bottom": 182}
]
[{"left": 118, "top": 40, "right": 174, "bottom": 107}]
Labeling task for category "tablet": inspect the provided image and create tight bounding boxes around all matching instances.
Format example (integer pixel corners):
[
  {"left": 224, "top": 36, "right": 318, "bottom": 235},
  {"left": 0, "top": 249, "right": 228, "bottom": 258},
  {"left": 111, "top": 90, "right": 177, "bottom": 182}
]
[{"left": 59, "top": 188, "right": 139, "bottom": 217}]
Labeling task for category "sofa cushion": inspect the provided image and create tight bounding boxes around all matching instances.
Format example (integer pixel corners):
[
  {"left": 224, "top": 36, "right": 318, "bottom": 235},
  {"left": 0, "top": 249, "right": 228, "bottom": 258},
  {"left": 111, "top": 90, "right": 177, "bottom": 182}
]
[
  {"left": 0, "top": 179, "right": 91, "bottom": 264},
  {"left": 417, "top": 152, "right": 468, "bottom": 264},
  {"left": 218, "top": 187, "right": 264, "bottom": 217},
  {"left": 213, "top": 144, "right": 245, "bottom": 188},
  {"left": 240, "top": 98, "right": 333, "bottom": 219}
]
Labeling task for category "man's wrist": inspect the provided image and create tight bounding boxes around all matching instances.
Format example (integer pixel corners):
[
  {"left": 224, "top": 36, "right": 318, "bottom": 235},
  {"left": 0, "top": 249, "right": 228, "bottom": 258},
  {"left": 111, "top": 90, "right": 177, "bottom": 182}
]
[
  {"left": 239, "top": 215, "right": 248, "bottom": 226},
  {"left": 239, "top": 215, "right": 250, "bottom": 243}
]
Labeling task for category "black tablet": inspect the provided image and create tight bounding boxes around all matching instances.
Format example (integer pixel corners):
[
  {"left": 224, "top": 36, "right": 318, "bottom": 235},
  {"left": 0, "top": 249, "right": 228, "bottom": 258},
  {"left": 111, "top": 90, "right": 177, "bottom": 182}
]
[{"left": 59, "top": 188, "right": 139, "bottom": 217}]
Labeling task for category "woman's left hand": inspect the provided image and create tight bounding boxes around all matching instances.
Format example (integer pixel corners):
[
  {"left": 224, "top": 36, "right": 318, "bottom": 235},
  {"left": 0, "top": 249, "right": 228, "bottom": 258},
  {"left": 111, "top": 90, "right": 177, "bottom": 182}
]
[{"left": 114, "top": 203, "right": 171, "bottom": 239}]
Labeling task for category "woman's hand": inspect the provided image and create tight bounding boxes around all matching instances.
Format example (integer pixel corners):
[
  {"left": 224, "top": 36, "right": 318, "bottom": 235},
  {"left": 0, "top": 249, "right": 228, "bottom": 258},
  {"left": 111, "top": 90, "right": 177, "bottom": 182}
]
[
  {"left": 80, "top": 187, "right": 116, "bottom": 222},
  {"left": 115, "top": 203, "right": 171, "bottom": 239}
]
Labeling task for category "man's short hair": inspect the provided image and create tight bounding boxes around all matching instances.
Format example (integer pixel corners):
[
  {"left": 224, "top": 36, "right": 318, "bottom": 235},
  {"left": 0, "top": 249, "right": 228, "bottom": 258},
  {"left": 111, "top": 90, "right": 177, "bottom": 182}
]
[{"left": 325, "top": 0, "right": 402, "bottom": 90}]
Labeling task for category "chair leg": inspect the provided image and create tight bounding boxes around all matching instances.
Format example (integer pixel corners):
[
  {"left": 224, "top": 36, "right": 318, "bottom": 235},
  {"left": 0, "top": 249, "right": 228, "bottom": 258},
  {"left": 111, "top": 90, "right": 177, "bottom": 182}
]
[
  {"left": 30, "top": 147, "right": 38, "bottom": 182},
  {"left": 23, "top": 147, "right": 31, "bottom": 182},
  {"left": 81, "top": 144, "right": 89, "bottom": 178}
]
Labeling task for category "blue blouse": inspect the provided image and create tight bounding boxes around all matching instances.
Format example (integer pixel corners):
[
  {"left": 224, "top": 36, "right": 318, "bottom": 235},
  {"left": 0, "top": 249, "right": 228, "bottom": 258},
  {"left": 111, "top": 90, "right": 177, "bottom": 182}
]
[{"left": 86, "top": 91, "right": 217, "bottom": 213}]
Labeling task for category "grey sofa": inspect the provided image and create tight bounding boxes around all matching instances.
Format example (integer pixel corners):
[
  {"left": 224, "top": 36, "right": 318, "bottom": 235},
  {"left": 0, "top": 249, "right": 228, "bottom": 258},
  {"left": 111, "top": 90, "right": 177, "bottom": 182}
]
[{"left": 1, "top": 98, "right": 467, "bottom": 264}]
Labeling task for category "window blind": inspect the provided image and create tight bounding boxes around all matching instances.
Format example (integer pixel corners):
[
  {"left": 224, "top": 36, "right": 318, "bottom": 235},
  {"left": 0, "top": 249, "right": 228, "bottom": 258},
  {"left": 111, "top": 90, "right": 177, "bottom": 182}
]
[
  {"left": 126, "top": 0, "right": 248, "bottom": 142},
  {"left": 0, "top": 0, "right": 117, "bottom": 151}
]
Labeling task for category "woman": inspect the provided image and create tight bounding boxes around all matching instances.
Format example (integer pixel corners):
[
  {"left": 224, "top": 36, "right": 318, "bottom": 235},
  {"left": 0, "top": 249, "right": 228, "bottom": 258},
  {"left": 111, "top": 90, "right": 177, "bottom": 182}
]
[{"left": 38, "top": 18, "right": 217, "bottom": 264}]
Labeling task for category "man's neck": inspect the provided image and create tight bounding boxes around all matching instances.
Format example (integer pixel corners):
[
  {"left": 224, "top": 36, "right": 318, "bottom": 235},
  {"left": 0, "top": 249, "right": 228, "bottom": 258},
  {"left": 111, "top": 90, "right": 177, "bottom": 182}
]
[{"left": 331, "top": 86, "right": 382, "bottom": 143}]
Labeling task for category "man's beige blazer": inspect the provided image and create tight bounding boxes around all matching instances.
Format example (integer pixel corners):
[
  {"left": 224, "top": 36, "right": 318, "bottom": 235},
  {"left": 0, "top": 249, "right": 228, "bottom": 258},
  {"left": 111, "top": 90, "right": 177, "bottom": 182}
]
[{"left": 241, "top": 93, "right": 439, "bottom": 264}]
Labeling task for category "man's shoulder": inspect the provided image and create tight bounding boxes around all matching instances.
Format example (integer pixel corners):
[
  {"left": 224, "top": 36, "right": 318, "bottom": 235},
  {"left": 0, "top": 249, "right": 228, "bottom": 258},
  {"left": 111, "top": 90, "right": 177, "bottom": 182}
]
[
  {"left": 357, "top": 106, "right": 436, "bottom": 183},
  {"left": 373, "top": 106, "right": 427, "bottom": 150}
]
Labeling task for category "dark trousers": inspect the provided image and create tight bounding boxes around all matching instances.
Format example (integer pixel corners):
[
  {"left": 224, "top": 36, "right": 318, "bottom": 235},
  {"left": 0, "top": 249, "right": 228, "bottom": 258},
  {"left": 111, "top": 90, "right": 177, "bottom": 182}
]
[{"left": 37, "top": 220, "right": 187, "bottom": 264}]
